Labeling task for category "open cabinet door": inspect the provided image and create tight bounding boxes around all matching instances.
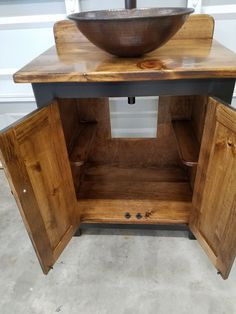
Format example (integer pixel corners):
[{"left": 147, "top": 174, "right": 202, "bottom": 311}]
[
  {"left": 190, "top": 98, "right": 236, "bottom": 279},
  {"left": 0, "top": 101, "right": 79, "bottom": 274}
]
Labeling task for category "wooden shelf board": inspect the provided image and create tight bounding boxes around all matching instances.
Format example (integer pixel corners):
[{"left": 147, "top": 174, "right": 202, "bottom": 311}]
[
  {"left": 78, "top": 166, "right": 192, "bottom": 224},
  {"left": 172, "top": 120, "right": 200, "bottom": 167}
]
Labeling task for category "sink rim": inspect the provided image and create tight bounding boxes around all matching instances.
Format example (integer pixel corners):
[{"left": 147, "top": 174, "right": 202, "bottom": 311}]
[{"left": 68, "top": 7, "right": 194, "bottom": 22}]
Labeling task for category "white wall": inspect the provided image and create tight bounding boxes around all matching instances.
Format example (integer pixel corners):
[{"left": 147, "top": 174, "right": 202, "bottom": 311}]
[
  {"left": 80, "top": 0, "right": 186, "bottom": 10},
  {"left": 0, "top": 0, "right": 66, "bottom": 130},
  {"left": 0, "top": 0, "right": 236, "bottom": 135}
]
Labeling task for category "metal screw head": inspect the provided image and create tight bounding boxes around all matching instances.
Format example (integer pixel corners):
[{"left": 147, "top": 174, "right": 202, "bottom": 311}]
[
  {"left": 136, "top": 213, "right": 142, "bottom": 219},
  {"left": 125, "top": 212, "right": 131, "bottom": 219}
]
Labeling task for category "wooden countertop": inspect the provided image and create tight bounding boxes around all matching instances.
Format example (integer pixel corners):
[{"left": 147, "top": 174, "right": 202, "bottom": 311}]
[{"left": 14, "top": 35, "right": 236, "bottom": 84}]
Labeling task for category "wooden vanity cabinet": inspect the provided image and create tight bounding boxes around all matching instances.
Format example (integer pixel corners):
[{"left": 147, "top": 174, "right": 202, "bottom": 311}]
[
  {"left": 0, "top": 15, "right": 236, "bottom": 279},
  {"left": 0, "top": 95, "right": 235, "bottom": 279}
]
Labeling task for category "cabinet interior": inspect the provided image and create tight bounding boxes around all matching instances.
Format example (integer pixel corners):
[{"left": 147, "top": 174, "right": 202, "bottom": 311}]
[{"left": 58, "top": 96, "right": 208, "bottom": 225}]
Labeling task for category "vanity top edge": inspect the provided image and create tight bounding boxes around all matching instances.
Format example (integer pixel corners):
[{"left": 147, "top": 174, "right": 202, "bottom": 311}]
[{"left": 14, "top": 38, "right": 236, "bottom": 84}]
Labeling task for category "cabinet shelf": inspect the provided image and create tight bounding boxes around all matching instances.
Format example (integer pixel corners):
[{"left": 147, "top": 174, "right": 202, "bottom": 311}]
[
  {"left": 77, "top": 165, "right": 192, "bottom": 225},
  {"left": 172, "top": 120, "right": 200, "bottom": 167}
]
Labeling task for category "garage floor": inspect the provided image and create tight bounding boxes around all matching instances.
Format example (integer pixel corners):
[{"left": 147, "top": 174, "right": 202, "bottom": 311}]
[{"left": 0, "top": 170, "right": 236, "bottom": 314}]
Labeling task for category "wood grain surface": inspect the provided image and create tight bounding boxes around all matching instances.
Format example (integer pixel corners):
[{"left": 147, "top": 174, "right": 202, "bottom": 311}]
[
  {"left": 70, "top": 120, "right": 97, "bottom": 192},
  {"left": 75, "top": 97, "right": 181, "bottom": 167},
  {"left": 0, "top": 101, "right": 79, "bottom": 274},
  {"left": 13, "top": 15, "right": 236, "bottom": 83},
  {"left": 172, "top": 120, "right": 200, "bottom": 167},
  {"left": 190, "top": 98, "right": 236, "bottom": 279},
  {"left": 78, "top": 165, "right": 192, "bottom": 224}
]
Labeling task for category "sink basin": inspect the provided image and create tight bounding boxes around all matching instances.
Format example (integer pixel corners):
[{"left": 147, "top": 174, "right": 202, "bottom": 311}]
[{"left": 68, "top": 7, "right": 194, "bottom": 57}]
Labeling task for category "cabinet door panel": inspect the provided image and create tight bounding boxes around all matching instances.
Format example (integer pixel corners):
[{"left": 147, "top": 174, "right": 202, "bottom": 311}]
[
  {"left": 0, "top": 101, "right": 79, "bottom": 274},
  {"left": 190, "top": 98, "right": 236, "bottom": 279}
]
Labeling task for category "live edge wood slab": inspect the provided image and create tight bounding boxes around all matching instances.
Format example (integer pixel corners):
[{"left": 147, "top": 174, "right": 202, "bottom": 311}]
[{"left": 14, "top": 15, "right": 236, "bottom": 83}]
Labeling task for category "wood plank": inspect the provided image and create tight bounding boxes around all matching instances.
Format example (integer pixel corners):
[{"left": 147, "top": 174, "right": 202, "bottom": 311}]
[
  {"left": 70, "top": 120, "right": 97, "bottom": 163},
  {"left": 74, "top": 96, "right": 203, "bottom": 170},
  {"left": 58, "top": 98, "right": 80, "bottom": 154},
  {"left": 83, "top": 165, "right": 189, "bottom": 182},
  {"left": 76, "top": 97, "right": 180, "bottom": 168},
  {"left": 14, "top": 39, "right": 236, "bottom": 83},
  {"left": 69, "top": 120, "right": 97, "bottom": 192},
  {"left": 163, "top": 95, "right": 207, "bottom": 187},
  {"left": 78, "top": 165, "right": 192, "bottom": 224},
  {"left": 190, "top": 98, "right": 236, "bottom": 279},
  {"left": 172, "top": 120, "right": 200, "bottom": 167},
  {"left": 54, "top": 19, "right": 88, "bottom": 45},
  {"left": 188, "top": 96, "right": 208, "bottom": 189},
  {"left": 191, "top": 96, "right": 208, "bottom": 143},
  {"left": 0, "top": 101, "right": 79, "bottom": 274},
  {"left": 172, "top": 14, "right": 214, "bottom": 40},
  {"left": 169, "top": 96, "right": 193, "bottom": 121},
  {"left": 13, "top": 15, "right": 236, "bottom": 83},
  {"left": 79, "top": 180, "right": 192, "bottom": 201},
  {"left": 80, "top": 200, "right": 191, "bottom": 225}
]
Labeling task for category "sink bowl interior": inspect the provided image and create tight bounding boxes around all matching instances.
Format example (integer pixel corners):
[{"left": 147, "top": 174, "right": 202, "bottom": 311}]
[{"left": 68, "top": 7, "right": 194, "bottom": 57}]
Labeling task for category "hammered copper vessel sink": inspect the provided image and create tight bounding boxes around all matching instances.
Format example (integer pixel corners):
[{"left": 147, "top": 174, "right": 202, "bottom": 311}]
[{"left": 68, "top": 7, "right": 194, "bottom": 57}]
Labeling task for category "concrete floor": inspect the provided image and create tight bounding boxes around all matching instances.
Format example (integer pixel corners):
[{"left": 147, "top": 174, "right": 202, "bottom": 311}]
[{"left": 0, "top": 170, "right": 236, "bottom": 314}]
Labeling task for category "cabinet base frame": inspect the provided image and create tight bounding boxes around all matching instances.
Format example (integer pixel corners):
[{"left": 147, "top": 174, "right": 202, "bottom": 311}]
[
  {"left": 79, "top": 223, "right": 188, "bottom": 230},
  {"left": 32, "top": 79, "right": 235, "bottom": 108},
  {"left": 76, "top": 223, "right": 195, "bottom": 238}
]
